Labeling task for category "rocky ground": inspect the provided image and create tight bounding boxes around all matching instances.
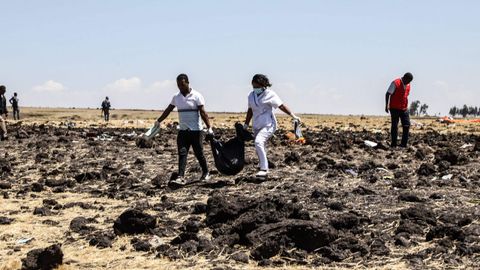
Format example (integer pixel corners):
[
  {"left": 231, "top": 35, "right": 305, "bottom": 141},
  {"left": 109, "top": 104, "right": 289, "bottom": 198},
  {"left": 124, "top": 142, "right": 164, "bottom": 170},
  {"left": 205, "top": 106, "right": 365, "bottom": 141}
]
[{"left": 0, "top": 122, "right": 479, "bottom": 269}]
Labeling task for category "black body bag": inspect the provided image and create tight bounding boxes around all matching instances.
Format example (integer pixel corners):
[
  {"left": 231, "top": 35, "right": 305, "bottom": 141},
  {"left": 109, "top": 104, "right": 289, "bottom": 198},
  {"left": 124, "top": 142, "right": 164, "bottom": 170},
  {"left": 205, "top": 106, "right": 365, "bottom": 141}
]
[{"left": 206, "top": 123, "right": 253, "bottom": 175}]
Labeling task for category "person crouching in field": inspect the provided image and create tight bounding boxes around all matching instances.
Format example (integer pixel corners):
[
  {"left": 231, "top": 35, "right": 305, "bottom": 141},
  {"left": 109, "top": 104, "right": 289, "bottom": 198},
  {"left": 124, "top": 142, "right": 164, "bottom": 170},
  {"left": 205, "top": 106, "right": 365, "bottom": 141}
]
[
  {"left": 243, "top": 74, "right": 300, "bottom": 178},
  {"left": 385, "top": 72, "right": 413, "bottom": 148},
  {"left": 154, "top": 74, "right": 213, "bottom": 185},
  {"left": 0, "top": 85, "right": 8, "bottom": 140}
]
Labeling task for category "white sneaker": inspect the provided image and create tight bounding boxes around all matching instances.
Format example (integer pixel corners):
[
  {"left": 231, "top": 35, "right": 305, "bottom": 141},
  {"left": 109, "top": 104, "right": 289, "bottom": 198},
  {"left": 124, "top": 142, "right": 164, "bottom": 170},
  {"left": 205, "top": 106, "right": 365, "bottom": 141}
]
[
  {"left": 255, "top": 170, "right": 268, "bottom": 178},
  {"left": 200, "top": 172, "right": 211, "bottom": 181},
  {"left": 170, "top": 177, "right": 187, "bottom": 186}
]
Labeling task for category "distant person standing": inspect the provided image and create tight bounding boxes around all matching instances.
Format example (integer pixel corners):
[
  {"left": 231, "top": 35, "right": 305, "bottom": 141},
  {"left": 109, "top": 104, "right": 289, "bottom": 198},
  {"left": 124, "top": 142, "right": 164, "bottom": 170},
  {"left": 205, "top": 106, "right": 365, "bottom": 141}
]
[
  {"left": 243, "top": 74, "right": 300, "bottom": 178},
  {"left": 0, "top": 85, "right": 8, "bottom": 140},
  {"left": 9, "top": 92, "right": 20, "bottom": 120},
  {"left": 101, "top": 96, "right": 111, "bottom": 121},
  {"left": 385, "top": 72, "right": 413, "bottom": 148},
  {"left": 154, "top": 74, "right": 213, "bottom": 185}
]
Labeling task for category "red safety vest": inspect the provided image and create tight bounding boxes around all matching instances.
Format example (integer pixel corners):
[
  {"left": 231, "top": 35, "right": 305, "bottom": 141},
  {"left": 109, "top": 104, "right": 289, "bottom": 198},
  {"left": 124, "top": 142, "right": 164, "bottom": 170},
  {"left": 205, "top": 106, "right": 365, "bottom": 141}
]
[{"left": 389, "top": 78, "right": 410, "bottom": 110}]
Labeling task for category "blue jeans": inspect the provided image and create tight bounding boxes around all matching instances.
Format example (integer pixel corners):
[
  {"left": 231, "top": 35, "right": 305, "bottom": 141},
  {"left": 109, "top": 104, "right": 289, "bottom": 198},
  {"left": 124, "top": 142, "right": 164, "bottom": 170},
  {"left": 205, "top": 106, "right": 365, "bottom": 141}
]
[{"left": 390, "top": 109, "right": 410, "bottom": 147}]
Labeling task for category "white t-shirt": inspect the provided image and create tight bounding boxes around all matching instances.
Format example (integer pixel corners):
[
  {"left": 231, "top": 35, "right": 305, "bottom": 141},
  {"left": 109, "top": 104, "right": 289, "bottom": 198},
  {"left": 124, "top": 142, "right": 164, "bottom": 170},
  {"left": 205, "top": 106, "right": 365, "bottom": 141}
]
[
  {"left": 248, "top": 89, "right": 283, "bottom": 131},
  {"left": 387, "top": 80, "right": 405, "bottom": 94},
  {"left": 170, "top": 89, "right": 205, "bottom": 131}
]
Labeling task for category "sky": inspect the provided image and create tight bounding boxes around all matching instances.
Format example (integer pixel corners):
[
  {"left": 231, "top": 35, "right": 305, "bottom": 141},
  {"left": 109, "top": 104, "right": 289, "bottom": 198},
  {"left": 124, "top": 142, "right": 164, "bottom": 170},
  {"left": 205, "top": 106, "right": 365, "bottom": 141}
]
[{"left": 0, "top": 0, "right": 479, "bottom": 115}]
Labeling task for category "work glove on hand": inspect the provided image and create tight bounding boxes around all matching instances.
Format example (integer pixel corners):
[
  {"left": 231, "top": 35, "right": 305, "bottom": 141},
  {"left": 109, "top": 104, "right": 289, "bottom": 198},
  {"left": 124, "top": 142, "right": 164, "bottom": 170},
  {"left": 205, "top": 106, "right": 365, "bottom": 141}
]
[{"left": 242, "top": 124, "right": 249, "bottom": 130}]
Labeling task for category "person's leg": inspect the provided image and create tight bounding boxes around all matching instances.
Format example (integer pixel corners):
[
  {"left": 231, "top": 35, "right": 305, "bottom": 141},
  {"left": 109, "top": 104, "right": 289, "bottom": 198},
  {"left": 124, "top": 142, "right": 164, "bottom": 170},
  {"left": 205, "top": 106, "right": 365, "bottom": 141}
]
[
  {"left": 15, "top": 109, "right": 19, "bottom": 120},
  {"left": 106, "top": 111, "right": 109, "bottom": 121},
  {"left": 254, "top": 126, "right": 275, "bottom": 171},
  {"left": 177, "top": 130, "right": 191, "bottom": 177},
  {"left": 0, "top": 116, "right": 6, "bottom": 138},
  {"left": 400, "top": 110, "right": 411, "bottom": 147},
  {"left": 191, "top": 131, "right": 208, "bottom": 175},
  {"left": 390, "top": 110, "right": 400, "bottom": 147}
]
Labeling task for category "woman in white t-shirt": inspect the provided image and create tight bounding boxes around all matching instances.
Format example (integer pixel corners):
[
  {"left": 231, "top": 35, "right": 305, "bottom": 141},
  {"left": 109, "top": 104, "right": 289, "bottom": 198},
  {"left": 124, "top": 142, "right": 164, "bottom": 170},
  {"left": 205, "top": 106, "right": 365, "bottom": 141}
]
[{"left": 244, "top": 74, "right": 300, "bottom": 178}]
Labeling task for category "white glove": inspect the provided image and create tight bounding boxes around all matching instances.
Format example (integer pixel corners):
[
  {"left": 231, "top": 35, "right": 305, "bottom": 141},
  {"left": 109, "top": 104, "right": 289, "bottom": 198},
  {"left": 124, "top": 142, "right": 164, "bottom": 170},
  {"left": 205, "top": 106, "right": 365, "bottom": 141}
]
[
  {"left": 243, "top": 124, "right": 249, "bottom": 130},
  {"left": 291, "top": 114, "right": 301, "bottom": 123},
  {"left": 207, "top": 127, "right": 214, "bottom": 135}
]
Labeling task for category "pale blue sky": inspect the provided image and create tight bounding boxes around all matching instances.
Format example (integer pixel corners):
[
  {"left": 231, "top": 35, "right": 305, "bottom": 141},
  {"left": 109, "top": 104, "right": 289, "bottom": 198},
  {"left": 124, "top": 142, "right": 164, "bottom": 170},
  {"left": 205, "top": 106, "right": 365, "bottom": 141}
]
[{"left": 1, "top": 0, "right": 479, "bottom": 115}]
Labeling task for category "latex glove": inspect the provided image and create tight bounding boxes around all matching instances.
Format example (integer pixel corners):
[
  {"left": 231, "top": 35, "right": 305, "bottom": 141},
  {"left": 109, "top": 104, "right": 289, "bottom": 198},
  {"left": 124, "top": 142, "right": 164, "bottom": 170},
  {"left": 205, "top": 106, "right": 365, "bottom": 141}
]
[
  {"left": 207, "top": 127, "right": 214, "bottom": 135},
  {"left": 291, "top": 114, "right": 301, "bottom": 123}
]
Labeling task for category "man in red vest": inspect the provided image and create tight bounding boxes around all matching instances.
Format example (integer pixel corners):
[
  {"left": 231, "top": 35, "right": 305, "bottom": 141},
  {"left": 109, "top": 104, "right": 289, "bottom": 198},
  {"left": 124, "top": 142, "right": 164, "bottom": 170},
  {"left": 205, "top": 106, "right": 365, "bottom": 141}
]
[{"left": 385, "top": 72, "right": 413, "bottom": 147}]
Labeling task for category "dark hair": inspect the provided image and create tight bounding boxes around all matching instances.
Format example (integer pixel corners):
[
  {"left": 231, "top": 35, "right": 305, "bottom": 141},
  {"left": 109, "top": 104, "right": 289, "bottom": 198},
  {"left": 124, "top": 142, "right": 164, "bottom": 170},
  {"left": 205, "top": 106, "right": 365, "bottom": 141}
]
[
  {"left": 106, "top": 96, "right": 109, "bottom": 99},
  {"left": 403, "top": 72, "right": 413, "bottom": 81},
  {"left": 176, "top": 74, "right": 189, "bottom": 83},
  {"left": 252, "top": 74, "right": 272, "bottom": 88},
  {"left": 14, "top": 92, "right": 17, "bottom": 96},
  {"left": 0, "top": 85, "right": 5, "bottom": 91}
]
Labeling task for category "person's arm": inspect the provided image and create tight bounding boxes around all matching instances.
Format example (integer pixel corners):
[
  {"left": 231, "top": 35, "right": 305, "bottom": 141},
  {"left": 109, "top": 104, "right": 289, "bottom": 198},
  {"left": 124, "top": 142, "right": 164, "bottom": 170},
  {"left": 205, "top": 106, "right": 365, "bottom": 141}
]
[
  {"left": 157, "top": 104, "right": 175, "bottom": 123},
  {"left": 9, "top": 97, "right": 13, "bottom": 105},
  {"left": 385, "top": 82, "right": 395, "bottom": 113},
  {"left": 198, "top": 105, "right": 211, "bottom": 129},
  {"left": 244, "top": 108, "right": 253, "bottom": 127},
  {"left": 279, "top": 104, "right": 300, "bottom": 121},
  {"left": 385, "top": 93, "right": 391, "bottom": 113}
]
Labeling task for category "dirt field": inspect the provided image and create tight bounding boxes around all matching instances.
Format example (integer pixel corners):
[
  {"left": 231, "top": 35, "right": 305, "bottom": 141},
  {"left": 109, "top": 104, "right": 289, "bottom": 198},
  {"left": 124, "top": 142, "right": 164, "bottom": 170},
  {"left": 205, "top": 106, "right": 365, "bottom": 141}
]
[{"left": 0, "top": 108, "right": 479, "bottom": 270}]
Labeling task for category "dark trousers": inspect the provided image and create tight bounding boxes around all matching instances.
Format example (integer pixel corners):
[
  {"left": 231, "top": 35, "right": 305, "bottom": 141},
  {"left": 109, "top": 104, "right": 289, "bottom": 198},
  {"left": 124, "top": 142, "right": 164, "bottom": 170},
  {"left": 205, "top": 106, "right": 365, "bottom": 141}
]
[
  {"left": 390, "top": 109, "right": 410, "bottom": 147},
  {"left": 177, "top": 130, "right": 208, "bottom": 176},
  {"left": 103, "top": 110, "right": 109, "bottom": 121},
  {"left": 12, "top": 107, "right": 19, "bottom": 120}
]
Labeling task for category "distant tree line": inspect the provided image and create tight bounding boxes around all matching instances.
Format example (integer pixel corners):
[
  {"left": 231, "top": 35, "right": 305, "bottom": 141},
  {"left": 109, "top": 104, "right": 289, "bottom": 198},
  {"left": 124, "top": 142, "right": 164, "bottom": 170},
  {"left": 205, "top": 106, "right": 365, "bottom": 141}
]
[
  {"left": 449, "top": 105, "right": 480, "bottom": 118},
  {"left": 409, "top": 100, "right": 429, "bottom": 116}
]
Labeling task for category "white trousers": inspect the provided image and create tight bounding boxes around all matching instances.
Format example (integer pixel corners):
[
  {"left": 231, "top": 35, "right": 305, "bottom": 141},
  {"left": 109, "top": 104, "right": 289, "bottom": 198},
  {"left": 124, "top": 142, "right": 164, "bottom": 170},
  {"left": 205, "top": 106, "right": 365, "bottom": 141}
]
[{"left": 254, "top": 125, "right": 275, "bottom": 171}]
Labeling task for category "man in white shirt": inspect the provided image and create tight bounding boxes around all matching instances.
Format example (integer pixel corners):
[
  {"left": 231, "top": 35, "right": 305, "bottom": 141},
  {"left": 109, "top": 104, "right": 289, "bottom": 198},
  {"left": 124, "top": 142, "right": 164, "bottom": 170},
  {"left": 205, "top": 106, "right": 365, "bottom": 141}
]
[{"left": 155, "top": 74, "right": 213, "bottom": 185}]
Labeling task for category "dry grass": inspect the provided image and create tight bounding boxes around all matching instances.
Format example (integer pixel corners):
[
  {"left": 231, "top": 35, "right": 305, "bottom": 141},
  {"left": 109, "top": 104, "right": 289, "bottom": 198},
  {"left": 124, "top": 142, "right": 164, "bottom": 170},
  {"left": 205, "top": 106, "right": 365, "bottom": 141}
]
[{"left": 5, "top": 107, "right": 480, "bottom": 134}]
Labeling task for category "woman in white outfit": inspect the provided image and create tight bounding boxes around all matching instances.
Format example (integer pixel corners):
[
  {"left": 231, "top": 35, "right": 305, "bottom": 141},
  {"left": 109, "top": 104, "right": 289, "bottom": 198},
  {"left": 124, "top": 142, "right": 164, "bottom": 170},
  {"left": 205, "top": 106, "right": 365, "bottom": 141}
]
[{"left": 243, "top": 74, "right": 300, "bottom": 177}]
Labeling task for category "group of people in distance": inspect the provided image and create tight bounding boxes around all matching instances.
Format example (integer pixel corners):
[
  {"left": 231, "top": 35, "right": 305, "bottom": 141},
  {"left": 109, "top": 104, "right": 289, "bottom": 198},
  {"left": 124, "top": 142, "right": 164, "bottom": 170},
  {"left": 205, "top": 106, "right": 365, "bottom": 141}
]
[
  {"left": 0, "top": 85, "right": 21, "bottom": 140},
  {"left": 0, "top": 72, "right": 413, "bottom": 185}
]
